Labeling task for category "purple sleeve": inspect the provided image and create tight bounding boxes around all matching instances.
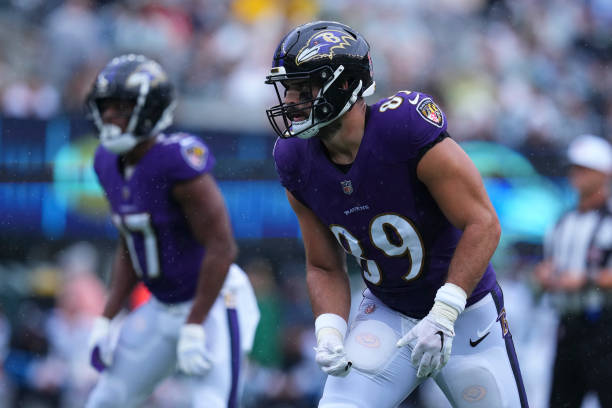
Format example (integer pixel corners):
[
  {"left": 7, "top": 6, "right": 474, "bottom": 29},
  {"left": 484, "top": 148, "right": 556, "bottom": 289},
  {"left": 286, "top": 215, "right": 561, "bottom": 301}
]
[
  {"left": 272, "top": 137, "right": 309, "bottom": 192},
  {"left": 165, "top": 135, "right": 215, "bottom": 184},
  {"left": 370, "top": 91, "right": 448, "bottom": 163},
  {"left": 93, "top": 147, "right": 102, "bottom": 180}
]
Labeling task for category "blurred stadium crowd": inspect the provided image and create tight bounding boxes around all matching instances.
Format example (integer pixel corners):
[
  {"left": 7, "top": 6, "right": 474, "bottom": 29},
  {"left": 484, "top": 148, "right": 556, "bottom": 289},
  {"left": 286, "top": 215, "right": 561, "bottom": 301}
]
[
  {"left": 1, "top": 0, "right": 612, "bottom": 146},
  {"left": 1, "top": 0, "right": 612, "bottom": 407}
]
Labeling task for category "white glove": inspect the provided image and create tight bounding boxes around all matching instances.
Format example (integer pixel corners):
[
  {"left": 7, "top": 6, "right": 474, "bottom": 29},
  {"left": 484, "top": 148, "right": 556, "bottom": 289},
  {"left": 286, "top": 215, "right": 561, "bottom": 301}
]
[
  {"left": 314, "top": 313, "right": 352, "bottom": 377},
  {"left": 177, "top": 324, "right": 213, "bottom": 376},
  {"left": 88, "top": 317, "right": 114, "bottom": 372},
  {"left": 397, "top": 283, "right": 467, "bottom": 378}
]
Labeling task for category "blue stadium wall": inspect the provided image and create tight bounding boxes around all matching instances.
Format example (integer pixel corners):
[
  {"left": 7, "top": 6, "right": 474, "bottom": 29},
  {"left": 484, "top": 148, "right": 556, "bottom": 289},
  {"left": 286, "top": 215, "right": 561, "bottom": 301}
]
[{"left": 0, "top": 116, "right": 573, "bottom": 246}]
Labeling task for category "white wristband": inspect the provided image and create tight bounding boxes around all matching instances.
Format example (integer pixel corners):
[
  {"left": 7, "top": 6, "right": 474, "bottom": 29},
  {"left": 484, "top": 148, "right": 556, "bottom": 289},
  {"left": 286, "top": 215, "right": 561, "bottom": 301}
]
[
  {"left": 434, "top": 283, "right": 467, "bottom": 314},
  {"left": 315, "top": 313, "right": 348, "bottom": 340}
]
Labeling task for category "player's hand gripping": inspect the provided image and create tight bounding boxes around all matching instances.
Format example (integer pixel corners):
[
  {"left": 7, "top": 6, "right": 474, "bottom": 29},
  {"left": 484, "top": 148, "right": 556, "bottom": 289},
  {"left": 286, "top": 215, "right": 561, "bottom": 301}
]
[
  {"left": 88, "top": 316, "right": 114, "bottom": 372},
  {"left": 314, "top": 313, "right": 352, "bottom": 377},
  {"left": 397, "top": 283, "right": 467, "bottom": 378},
  {"left": 177, "top": 324, "right": 213, "bottom": 376}
]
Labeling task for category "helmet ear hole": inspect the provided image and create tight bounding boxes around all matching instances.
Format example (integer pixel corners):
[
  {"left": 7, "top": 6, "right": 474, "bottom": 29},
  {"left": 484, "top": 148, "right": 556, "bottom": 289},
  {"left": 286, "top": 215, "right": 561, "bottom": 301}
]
[
  {"left": 314, "top": 101, "right": 334, "bottom": 120},
  {"left": 319, "top": 69, "right": 331, "bottom": 82}
]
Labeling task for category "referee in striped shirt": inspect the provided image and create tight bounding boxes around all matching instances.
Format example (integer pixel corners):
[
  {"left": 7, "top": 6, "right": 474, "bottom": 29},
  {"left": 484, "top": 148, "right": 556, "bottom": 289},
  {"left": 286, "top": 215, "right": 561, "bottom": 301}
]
[{"left": 535, "top": 134, "right": 612, "bottom": 408}]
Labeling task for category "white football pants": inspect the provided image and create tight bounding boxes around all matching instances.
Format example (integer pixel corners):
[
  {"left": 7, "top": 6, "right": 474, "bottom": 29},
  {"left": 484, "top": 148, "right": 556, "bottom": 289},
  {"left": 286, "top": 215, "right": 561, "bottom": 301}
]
[
  {"left": 320, "top": 283, "right": 528, "bottom": 408},
  {"left": 86, "top": 264, "right": 260, "bottom": 408}
]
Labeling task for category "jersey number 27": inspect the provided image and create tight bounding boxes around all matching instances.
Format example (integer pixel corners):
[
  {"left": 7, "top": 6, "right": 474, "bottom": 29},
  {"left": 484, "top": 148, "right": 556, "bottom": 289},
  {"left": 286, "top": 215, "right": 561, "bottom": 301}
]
[{"left": 112, "top": 213, "right": 161, "bottom": 279}]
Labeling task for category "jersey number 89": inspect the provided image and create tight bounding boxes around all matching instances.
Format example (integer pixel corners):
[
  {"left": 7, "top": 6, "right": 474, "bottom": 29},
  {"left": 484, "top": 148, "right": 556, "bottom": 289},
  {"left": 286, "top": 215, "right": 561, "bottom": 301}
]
[{"left": 330, "top": 213, "right": 424, "bottom": 284}]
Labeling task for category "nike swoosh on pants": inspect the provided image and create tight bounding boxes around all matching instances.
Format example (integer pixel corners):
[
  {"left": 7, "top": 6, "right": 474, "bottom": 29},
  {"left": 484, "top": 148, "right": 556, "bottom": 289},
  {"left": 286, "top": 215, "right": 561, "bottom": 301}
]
[{"left": 469, "top": 331, "right": 490, "bottom": 347}]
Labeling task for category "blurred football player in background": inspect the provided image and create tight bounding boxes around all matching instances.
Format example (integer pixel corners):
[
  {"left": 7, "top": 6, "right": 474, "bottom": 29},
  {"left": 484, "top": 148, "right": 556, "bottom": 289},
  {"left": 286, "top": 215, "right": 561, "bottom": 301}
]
[
  {"left": 266, "top": 21, "right": 528, "bottom": 407},
  {"left": 535, "top": 134, "right": 612, "bottom": 407},
  {"left": 84, "top": 54, "right": 259, "bottom": 408}
]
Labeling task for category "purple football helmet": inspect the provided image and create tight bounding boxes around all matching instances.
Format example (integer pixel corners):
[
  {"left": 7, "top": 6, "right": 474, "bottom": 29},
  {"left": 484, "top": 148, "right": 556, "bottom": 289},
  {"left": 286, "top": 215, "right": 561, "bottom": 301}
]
[
  {"left": 86, "top": 54, "right": 176, "bottom": 154},
  {"left": 265, "top": 21, "right": 375, "bottom": 139}
]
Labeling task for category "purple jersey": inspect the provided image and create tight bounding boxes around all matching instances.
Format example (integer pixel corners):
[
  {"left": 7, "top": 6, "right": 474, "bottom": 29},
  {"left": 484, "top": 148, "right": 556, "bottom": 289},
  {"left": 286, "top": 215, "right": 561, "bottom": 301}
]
[
  {"left": 94, "top": 133, "right": 215, "bottom": 303},
  {"left": 273, "top": 91, "right": 496, "bottom": 318}
]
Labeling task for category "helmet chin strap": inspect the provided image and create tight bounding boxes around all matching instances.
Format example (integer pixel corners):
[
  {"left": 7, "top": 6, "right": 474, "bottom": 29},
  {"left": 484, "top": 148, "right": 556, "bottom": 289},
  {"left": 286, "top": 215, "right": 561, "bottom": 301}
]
[{"left": 99, "top": 124, "right": 139, "bottom": 154}]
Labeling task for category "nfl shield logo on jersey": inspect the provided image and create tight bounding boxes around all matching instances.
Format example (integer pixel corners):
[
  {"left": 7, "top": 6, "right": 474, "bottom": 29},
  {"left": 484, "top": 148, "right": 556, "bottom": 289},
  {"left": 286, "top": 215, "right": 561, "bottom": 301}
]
[{"left": 341, "top": 180, "right": 353, "bottom": 195}]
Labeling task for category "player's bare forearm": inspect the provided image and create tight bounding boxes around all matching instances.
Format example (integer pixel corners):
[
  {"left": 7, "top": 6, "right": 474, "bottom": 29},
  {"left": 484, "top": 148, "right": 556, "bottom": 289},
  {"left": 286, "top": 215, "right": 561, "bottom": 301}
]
[
  {"left": 446, "top": 218, "right": 500, "bottom": 296},
  {"left": 186, "top": 243, "right": 236, "bottom": 324},
  {"left": 418, "top": 137, "right": 501, "bottom": 296},
  {"left": 307, "top": 265, "right": 351, "bottom": 321},
  {"left": 102, "top": 240, "right": 139, "bottom": 319},
  {"left": 286, "top": 189, "right": 351, "bottom": 320},
  {"left": 173, "top": 173, "right": 238, "bottom": 324}
]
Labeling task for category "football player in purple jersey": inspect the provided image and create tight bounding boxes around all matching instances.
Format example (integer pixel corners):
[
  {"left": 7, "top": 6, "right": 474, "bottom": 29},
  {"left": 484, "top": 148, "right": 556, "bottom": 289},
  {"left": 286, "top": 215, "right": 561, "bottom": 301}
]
[
  {"left": 266, "top": 21, "right": 528, "bottom": 407},
  {"left": 84, "top": 54, "right": 259, "bottom": 408}
]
